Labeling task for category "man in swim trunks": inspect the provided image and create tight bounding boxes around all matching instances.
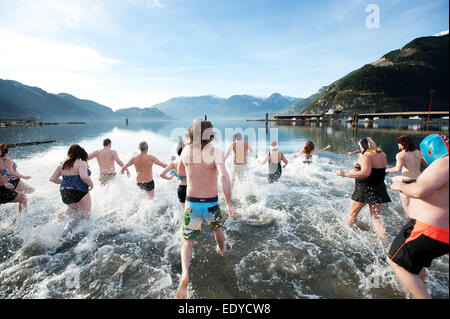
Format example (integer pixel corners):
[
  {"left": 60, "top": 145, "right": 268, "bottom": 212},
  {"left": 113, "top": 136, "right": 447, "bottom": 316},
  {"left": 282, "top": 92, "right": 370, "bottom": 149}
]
[
  {"left": 121, "top": 141, "right": 167, "bottom": 199},
  {"left": 175, "top": 120, "right": 235, "bottom": 299},
  {"left": 224, "top": 132, "right": 253, "bottom": 189},
  {"left": 88, "top": 138, "right": 129, "bottom": 185},
  {"left": 388, "top": 134, "right": 449, "bottom": 299}
]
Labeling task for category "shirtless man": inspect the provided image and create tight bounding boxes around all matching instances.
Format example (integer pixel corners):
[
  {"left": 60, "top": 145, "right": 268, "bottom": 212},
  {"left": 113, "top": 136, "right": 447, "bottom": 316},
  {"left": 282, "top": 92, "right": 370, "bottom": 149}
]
[
  {"left": 88, "top": 139, "right": 129, "bottom": 185},
  {"left": 175, "top": 120, "right": 235, "bottom": 299},
  {"left": 224, "top": 133, "right": 253, "bottom": 188},
  {"left": 388, "top": 134, "right": 449, "bottom": 299},
  {"left": 121, "top": 141, "right": 167, "bottom": 199},
  {"left": 386, "top": 135, "right": 428, "bottom": 215}
]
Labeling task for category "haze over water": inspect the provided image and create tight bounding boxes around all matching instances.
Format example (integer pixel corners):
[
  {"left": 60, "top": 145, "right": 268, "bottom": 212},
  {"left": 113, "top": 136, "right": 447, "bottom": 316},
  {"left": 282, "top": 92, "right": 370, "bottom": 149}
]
[{"left": 0, "top": 120, "right": 448, "bottom": 299}]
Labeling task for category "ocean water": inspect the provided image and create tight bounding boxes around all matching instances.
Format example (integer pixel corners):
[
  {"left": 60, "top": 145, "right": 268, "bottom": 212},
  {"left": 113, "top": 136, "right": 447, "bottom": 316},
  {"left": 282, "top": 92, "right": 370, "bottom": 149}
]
[{"left": 0, "top": 120, "right": 448, "bottom": 299}]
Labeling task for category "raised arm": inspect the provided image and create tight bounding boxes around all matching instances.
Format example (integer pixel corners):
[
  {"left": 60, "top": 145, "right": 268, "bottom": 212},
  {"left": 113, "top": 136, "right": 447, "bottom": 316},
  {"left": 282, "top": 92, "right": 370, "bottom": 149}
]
[
  {"left": 386, "top": 153, "right": 403, "bottom": 174},
  {"left": 314, "top": 145, "right": 331, "bottom": 154},
  {"left": 87, "top": 150, "right": 98, "bottom": 161}
]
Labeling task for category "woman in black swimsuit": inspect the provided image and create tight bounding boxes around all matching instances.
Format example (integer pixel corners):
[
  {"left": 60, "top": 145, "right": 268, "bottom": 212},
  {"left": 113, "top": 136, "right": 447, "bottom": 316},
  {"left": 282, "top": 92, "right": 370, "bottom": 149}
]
[{"left": 336, "top": 137, "right": 390, "bottom": 241}]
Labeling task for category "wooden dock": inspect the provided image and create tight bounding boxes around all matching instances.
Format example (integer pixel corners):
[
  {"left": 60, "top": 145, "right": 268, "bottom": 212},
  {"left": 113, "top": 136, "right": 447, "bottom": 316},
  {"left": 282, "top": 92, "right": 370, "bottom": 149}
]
[{"left": 270, "top": 111, "right": 449, "bottom": 125}]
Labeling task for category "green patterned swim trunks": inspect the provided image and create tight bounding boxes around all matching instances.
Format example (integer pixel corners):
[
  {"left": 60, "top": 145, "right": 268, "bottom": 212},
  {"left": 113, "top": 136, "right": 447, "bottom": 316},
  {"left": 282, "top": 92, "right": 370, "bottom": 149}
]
[{"left": 182, "top": 196, "right": 223, "bottom": 240}]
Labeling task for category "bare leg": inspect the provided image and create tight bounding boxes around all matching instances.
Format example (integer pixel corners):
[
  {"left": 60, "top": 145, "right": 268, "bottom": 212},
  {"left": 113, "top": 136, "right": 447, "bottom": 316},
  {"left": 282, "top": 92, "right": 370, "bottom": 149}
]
[
  {"left": 176, "top": 239, "right": 194, "bottom": 299},
  {"left": 146, "top": 189, "right": 154, "bottom": 200},
  {"left": 76, "top": 193, "right": 92, "bottom": 219},
  {"left": 16, "top": 181, "right": 35, "bottom": 194},
  {"left": 12, "top": 192, "right": 27, "bottom": 213},
  {"left": 59, "top": 203, "right": 78, "bottom": 221},
  {"left": 348, "top": 200, "right": 366, "bottom": 226},
  {"left": 214, "top": 227, "right": 226, "bottom": 256},
  {"left": 387, "top": 258, "right": 431, "bottom": 299},
  {"left": 369, "top": 203, "right": 387, "bottom": 242}
]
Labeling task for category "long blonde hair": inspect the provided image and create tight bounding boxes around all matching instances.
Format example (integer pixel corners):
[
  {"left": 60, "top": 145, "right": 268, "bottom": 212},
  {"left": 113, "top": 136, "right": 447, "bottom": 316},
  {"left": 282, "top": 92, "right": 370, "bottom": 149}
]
[{"left": 366, "top": 137, "right": 382, "bottom": 154}]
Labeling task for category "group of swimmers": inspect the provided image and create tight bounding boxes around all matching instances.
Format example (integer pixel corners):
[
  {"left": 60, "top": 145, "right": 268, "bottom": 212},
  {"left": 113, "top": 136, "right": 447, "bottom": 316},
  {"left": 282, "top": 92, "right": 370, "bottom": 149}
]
[{"left": 0, "top": 120, "right": 449, "bottom": 299}]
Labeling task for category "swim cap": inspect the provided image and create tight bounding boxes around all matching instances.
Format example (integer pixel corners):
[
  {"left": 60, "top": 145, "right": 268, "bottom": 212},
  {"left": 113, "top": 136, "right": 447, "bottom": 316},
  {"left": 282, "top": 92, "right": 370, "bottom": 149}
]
[
  {"left": 270, "top": 141, "right": 278, "bottom": 151},
  {"left": 420, "top": 134, "right": 449, "bottom": 165},
  {"left": 358, "top": 138, "right": 369, "bottom": 154}
]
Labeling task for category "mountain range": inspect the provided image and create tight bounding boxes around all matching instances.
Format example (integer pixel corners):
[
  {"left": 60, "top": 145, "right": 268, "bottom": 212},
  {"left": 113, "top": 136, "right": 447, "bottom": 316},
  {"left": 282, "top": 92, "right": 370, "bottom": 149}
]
[
  {"left": 152, "top": 93, "right": 301, "bottom": 120},
  {"left": 0, "top": 78, "right": 300, "bottom": 121},
  {"left": 293, "top": 33, "right": 449, "bottom": 115},
  {"left": 0, "top": 79, "right": 170, "bottom": 121}
]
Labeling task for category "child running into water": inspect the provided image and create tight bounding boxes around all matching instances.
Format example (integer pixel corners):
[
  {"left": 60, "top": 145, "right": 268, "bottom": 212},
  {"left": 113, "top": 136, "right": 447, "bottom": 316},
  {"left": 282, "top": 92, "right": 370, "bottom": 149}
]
[
  {"left": 258, "top": 141, "right": 288, "bottom": 183},
  {"left": 296, "top": 141, "right": 331, "bottom": 164}
]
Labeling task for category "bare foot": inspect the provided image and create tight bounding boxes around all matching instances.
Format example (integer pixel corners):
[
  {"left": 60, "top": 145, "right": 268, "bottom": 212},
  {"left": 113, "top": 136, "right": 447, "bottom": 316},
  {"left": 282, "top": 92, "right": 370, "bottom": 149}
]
[
  {"left": 176, "top": 276, "right": 189, "bottom": 299},
  {"left": 217, "top": 245, "right": 227, "bottom": 256}
]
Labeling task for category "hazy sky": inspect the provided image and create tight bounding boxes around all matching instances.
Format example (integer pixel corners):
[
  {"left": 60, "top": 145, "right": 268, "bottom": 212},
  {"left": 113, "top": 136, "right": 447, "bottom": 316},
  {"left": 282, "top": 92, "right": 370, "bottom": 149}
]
[{"left": 0, "top": 0, "right": 448, "bottom": 110}]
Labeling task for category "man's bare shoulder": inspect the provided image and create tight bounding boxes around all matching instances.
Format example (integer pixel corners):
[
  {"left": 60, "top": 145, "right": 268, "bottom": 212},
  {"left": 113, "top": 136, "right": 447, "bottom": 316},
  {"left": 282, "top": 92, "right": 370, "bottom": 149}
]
[{"left": 146, "top": 154, "right": 159, "bottom": 162}]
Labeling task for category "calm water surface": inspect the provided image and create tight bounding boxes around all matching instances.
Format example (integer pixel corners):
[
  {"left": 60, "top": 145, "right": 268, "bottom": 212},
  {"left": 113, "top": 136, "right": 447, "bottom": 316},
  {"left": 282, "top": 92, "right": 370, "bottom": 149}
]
[{"left": 0, "top": 120, "right": 448, "bottom": 299}]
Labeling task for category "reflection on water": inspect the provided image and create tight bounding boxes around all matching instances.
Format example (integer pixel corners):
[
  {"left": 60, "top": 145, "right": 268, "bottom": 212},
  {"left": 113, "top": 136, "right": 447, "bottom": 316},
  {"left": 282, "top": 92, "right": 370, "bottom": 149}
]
[{"left": 0, "top": 120, "right": 448, "bottom": 299}]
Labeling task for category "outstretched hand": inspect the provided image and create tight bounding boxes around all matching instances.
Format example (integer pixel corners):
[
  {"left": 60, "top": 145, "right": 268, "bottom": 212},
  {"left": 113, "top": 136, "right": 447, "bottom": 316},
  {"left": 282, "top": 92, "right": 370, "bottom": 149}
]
[
  {"left": 336, "top": 170, "right": 345, "bottom": 177},
  {"left": 390, "top": 175, "right": 404, "bottom": 192}
]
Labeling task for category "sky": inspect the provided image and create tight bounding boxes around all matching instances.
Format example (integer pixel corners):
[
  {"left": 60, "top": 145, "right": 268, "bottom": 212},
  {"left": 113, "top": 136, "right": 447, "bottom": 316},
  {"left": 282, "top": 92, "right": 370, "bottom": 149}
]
[{"left": 0, "top": 0, "right": 448, "bottom": 110}]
